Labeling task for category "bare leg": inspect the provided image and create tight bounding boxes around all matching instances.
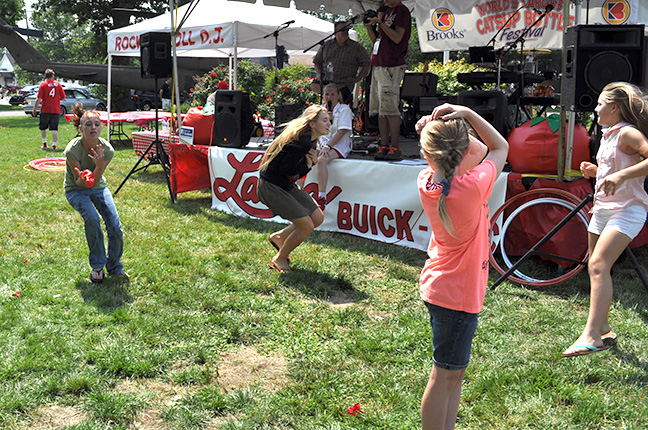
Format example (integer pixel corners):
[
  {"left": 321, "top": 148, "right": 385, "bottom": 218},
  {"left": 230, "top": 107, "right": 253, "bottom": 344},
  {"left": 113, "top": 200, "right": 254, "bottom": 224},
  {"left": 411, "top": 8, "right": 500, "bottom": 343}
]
[
  {"left": 563, "top": 229, "right": 631, "bottom": 355},
  {"left": 40, "top": 129, "right": 47, "bottom": 142},
  {"left": 317, "top": 151, "right": 340, "bottom": 195},
  {"left": 378, "top": 115, "right": 390, "bottom": 148},
  {"left": 388, "top": 114, "right": 401, "bottom": 148},
  {"left": 421, "top": 365, "right": 466, "bottom": 430},
  {"left": 52, "top": 130, "right": 59, "bottom": 144},
  {"left": 271, "top": 210, "right": 323, "bottom": 270}
]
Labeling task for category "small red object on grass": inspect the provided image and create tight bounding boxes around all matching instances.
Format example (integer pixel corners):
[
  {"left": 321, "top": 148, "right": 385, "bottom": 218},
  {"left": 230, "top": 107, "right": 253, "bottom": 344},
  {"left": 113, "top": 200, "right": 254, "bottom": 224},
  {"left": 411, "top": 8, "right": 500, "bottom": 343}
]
[
  {"left": 12, "top": 291, "right": 20, "bottom": 298},
  {"left": 346, "top": 403, "right": 364, "bottom": 416},
  {"left": 81, "top": 169, "right": 95, "bottom": 187}
]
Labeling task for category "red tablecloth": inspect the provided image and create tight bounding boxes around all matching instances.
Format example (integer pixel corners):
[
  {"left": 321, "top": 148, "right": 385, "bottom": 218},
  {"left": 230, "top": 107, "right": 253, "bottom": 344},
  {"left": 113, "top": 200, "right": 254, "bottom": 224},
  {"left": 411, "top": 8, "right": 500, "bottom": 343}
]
[
  {"left": 131, "top": 131, "right": 179, "bottom": 158},
  {"left": 169, "top": 143, "right": 210, "bottom": 194},
  {"left": 65, "top": 111, "right": 184, "bottom": 127}
]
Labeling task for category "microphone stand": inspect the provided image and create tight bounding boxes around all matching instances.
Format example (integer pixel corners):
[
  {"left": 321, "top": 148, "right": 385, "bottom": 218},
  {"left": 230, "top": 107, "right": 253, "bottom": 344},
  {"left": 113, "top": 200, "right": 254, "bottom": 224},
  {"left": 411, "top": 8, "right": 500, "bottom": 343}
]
[
  {"left": 263, "top": 21, "right": 294, "bottom": 86},
  {"left": 263, "top": 22, "right": 294, "bottom": 125},
  {"left": 500, "top": 7, "right": 552, "bottom": 127},
  {"left": 487, "top": 6, "right": 524, "bottom": 87}
]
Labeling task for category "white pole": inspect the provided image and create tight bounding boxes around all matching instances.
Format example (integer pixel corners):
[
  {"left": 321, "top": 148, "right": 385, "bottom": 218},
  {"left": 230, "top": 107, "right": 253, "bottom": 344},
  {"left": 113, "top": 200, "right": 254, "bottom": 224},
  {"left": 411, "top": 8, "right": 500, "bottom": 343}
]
[
  {"left": 233, "top": 22, "right": 239, "bottom": 90},
  {"left": 171, "top": 0, "right": 182, "bottom": 126},
  {"left": 107, "top": 54, "right": 112, "bottom": 142}
]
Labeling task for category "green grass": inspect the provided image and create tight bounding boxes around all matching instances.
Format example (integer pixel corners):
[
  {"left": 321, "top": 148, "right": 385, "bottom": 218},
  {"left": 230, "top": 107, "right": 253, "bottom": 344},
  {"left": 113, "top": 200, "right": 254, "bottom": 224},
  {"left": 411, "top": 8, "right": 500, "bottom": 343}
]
[
  {"left": 1, "top": 115, "right": 647, "bottom": 429},
  {"left": 0, "top": 104, "right": 23, "bottom": 111}
]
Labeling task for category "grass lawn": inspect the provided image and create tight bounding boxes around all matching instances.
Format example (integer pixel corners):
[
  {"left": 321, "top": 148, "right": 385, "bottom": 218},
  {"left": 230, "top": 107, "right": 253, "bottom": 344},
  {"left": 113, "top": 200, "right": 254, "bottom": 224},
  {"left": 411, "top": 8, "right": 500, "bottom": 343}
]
[{"left": 0, "top": 115, "right": 647, "bottom": 429}]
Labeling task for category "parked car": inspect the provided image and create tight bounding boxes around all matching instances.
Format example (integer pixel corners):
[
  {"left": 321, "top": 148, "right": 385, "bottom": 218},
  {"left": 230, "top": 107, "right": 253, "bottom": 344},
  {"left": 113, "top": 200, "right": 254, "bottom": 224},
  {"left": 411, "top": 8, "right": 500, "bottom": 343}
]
[
  {"left": 24, "top": 88, "right": 107, "bottom": 116},
  {"left": 132, "top": 90, "right": 186, "bottom": 111},
  {"left": 9, "top": 85, "right": 39, "bottom": 106}
]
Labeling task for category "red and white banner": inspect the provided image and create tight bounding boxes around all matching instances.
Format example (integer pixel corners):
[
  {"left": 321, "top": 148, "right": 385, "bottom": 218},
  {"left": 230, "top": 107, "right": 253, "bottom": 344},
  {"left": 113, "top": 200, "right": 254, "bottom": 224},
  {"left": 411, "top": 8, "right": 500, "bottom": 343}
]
[
  {"left": 109, "top": 25, "right": 235, "bottom": 55},
  {"left": 413, "top": 0, "right": 643, "bottom": 52},
  {"left": 209, "top": 147, "right": 507, "bottom": 251}
]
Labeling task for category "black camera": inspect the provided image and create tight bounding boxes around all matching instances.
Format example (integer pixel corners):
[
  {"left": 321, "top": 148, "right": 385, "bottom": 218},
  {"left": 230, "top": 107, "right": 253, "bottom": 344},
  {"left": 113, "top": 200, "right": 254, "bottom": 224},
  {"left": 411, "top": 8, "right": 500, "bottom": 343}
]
[{"left": 362, "top": 9, "right": 377, "bottom": 24}]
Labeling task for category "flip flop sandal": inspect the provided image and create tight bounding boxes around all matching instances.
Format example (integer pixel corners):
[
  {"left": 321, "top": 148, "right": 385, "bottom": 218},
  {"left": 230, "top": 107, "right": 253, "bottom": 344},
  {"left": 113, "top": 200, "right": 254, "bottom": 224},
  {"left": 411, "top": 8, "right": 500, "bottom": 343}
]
[
  {"left": 561, "top": 343, "right": 611, "bottom": 358},
  {"left": 268, "top": 261, "right": 291, "bottom": 274},
  {"left": 90, "top": 268, "right": 104, "bottom": 283},
  {"left": 268, "top": 237, "right": 290, "bottom": 264},
  {"left": 602, "top": 331, "right": 617, "bottom": 345}
]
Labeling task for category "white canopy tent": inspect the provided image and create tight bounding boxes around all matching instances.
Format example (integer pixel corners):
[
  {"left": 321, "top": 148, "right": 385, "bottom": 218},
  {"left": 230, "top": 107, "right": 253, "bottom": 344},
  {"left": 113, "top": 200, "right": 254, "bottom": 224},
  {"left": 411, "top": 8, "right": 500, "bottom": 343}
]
[{"left": 105, "top": 0, "right": 353, "bottom": 131}]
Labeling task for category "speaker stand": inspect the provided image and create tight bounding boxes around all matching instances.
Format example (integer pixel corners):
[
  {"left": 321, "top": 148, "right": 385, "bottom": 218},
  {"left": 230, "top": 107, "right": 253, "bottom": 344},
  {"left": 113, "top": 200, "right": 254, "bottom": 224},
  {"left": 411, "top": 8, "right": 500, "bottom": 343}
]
[{"left": 115, "top": 77, "right": 176, "bottom": 203}]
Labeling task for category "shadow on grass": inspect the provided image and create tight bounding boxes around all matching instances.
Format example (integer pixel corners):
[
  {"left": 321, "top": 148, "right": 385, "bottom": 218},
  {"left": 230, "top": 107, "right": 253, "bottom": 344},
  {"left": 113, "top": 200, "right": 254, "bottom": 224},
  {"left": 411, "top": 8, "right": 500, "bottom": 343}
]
[
  {"left": 277, "top": 267, "right": 371, "bottom": 304},
  {"left": 612, "top": 346, "right": 648, "bottom": 385},
  {"left": 167, "top": 196, "right": 427, "bottom": 266},
  {"left": 492, "top": 247, "right": 648, "bottom": 322},
  {"left": 76, "top": 276, "right": 133, "bottom": 313}
]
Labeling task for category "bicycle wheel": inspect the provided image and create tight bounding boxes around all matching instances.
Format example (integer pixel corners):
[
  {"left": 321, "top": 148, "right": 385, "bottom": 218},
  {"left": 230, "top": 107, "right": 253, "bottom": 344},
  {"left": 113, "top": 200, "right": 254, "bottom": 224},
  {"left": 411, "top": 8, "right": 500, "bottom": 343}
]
[{"left": 489, "top": 188, "right": 591, "bottom": 286}]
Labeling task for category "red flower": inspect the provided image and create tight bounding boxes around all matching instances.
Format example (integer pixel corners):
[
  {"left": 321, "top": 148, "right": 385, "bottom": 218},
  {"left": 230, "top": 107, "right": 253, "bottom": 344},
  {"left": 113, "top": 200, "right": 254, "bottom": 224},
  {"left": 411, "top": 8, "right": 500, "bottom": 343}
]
[
  {"left": 346, "top": 403, "right": 364, "bottom": 416},
  {"left": 12, "top": 291, "right": 20, "bottom": 298}
]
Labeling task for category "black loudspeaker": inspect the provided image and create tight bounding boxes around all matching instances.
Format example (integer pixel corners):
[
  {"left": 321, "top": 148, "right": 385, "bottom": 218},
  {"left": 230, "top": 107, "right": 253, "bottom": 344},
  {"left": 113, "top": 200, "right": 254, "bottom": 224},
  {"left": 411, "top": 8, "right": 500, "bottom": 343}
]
[
  {"left": 274, "top": 103, "right": 303, "bottom": 136},
  {"left": 140, "top": 32, "right": 172, "bottom": 79},
  {"left": 562, "top": 25, "right": 645, "bottom": 112},
  {"left": 400, "top": 73, "right": 438, "bottom": 98},
  {"left": 214, "top": 90, "right": 254, "bottom": 148},
  {"left": 457, "top": 90, "right": 508, "bottom": 135}
]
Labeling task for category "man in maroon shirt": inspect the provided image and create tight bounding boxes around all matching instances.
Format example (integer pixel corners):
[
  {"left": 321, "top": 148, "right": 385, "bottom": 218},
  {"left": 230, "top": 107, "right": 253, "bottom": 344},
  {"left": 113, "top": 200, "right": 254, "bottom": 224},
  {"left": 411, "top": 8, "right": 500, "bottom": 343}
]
[
  {"left": 33, "top": 69, "right": 66, "bottom": 150},
  {"left": 363, "top": 0, "right": 411, "bottom": 161}
]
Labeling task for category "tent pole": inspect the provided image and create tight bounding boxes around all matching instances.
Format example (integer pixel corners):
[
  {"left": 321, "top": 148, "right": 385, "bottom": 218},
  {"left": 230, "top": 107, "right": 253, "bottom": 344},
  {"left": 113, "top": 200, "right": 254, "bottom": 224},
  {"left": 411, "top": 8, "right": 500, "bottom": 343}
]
[
  {"left": 107, "top": 54, "right": 112, "bottom": 143},
  {"left": 233, "top": 21, "right": 238, "bottom": 90},
  {"left": 171, "top": 0, "right": 182, "bottom": 127}
]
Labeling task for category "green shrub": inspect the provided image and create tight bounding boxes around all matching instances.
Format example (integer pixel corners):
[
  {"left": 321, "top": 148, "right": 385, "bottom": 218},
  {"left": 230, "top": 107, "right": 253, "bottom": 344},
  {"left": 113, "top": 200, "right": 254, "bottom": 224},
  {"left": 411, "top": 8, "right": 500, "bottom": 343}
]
[
  {"left": 190, "top": 60, "right": 266, "bottom": 108},
  {"left": 410, "top": 59, "right": 481, "bottom": 95},
  {"left": 258, "top": 64, "right": 319, "bottom": 120}
]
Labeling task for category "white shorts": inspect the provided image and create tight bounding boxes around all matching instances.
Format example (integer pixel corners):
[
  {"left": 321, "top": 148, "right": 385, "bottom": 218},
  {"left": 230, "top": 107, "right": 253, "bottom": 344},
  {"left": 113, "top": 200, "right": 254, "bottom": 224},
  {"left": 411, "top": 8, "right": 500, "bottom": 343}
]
[{"left": 588, "top": 205, "right": 647, "bottom": 239}]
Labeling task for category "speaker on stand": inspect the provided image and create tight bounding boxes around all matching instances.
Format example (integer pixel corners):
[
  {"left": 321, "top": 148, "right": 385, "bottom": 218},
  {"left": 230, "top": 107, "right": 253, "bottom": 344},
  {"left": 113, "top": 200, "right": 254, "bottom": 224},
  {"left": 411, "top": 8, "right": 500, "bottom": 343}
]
[
  {"left": 562, "top": 24, "right": 645, "bottom": 112},
  {"left": 116, "top": 31, "right": 175, "bottom": 203},
  {"left": 140, "top": 32, "right": 172, "bottom": 80},
  {"left": 213, "top": 90, "right": 254, "bottom": 148}
]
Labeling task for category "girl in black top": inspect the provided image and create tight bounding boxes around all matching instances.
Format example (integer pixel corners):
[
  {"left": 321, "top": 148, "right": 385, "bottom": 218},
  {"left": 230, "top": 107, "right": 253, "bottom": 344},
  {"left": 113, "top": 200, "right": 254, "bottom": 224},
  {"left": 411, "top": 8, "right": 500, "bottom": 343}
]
[{"left": 258, "top": 105, "right": 330, "bottom": 273}]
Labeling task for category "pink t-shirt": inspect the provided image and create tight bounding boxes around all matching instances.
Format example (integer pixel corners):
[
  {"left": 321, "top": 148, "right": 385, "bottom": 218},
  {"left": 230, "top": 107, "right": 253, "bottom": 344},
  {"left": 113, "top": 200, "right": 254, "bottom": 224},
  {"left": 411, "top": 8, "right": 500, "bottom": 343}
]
[{"left": 418, "top": 160, "right": 497, "bottom": 314}]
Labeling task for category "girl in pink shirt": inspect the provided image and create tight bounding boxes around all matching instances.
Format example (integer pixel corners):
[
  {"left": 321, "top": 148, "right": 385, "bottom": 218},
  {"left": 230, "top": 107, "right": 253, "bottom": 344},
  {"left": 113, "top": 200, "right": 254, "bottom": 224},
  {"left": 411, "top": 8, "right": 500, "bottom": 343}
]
[
  {"left": 562, "top": 82, "right": 648, "bottom": 358},
  {"left": 416, "top": 104, "right": 508, "bottom": 430}
]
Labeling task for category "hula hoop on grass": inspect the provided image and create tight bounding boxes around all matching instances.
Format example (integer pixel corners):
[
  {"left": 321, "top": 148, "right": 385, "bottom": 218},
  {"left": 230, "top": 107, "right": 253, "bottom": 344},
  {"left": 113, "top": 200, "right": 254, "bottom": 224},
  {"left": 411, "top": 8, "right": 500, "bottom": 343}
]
[{"left": 27, "top": 157, "right": 66, "bottom": 172}]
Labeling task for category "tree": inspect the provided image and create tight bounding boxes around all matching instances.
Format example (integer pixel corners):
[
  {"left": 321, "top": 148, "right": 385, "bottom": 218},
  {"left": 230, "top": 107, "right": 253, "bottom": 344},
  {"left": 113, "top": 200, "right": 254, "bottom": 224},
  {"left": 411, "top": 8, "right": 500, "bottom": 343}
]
[
  {"left": 30, "top": 8, "right": 98, "bottom": 63},
  {"left": 0, "top": 0, "right": 24, "bottom": 26},
  {"left": 33, "top": 0, "right": 191, "bottom": 62}
]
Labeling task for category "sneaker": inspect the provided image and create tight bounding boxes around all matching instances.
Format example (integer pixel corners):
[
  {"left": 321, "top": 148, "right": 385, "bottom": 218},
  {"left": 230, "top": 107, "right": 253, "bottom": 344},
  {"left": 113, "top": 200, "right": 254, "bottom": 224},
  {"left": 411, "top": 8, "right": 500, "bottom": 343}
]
[
  {"left": 52, "top": 144, "right": 56, "bottom": 150},
  {"left": 374, "top": 145, "right": 388, "bottom": 160},
  {"left": 41, "top": 143, "right": 48, "bottom": 149},
  {"left": 384, "top": 146, "right": 402, "bottom": 161},
  {"left": 316, "top": 195, "right": 326, "bottom": 211}
]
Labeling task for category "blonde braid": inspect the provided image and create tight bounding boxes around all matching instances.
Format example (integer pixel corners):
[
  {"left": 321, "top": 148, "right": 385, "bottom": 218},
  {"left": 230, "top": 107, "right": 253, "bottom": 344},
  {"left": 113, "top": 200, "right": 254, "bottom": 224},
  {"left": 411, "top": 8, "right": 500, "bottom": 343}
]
[{"left": 420, "top": 118, "right": 470, "bottom": 236}]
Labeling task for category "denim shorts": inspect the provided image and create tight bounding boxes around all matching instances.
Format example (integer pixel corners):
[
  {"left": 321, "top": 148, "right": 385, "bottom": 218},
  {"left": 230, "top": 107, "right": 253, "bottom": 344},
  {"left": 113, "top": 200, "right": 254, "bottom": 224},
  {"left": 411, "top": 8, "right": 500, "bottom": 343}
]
[{"left": 424, "top": 301, "right": 479, "bottom": 370}]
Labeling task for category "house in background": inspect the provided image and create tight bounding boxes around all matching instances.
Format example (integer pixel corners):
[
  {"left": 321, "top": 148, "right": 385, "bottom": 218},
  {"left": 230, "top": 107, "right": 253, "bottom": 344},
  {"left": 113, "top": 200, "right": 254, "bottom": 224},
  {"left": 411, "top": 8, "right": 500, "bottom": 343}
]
[{"left": 0, "top": 51, "right": 17, "bottom": 87}]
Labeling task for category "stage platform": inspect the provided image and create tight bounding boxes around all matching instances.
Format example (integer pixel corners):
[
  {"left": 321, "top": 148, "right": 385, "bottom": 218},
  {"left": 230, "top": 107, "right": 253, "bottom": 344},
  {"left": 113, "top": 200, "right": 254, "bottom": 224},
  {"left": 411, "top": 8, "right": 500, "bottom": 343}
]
[{"left": 246, "top": 133, "right": 424, "bottom": 161}]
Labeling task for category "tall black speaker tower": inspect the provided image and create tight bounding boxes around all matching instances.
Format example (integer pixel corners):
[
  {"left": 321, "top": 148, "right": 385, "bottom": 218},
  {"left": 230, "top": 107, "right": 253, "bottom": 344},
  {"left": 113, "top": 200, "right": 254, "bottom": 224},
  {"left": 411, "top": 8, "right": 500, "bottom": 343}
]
[
  {"left": 562, "top": 24, "right": 645, "bottom": 112},
  {"left": 214, "top": 90, "right": 254, "bottom": 148},
  {"left": 140, "top": 32, "right": 172, "bottom": 79}
]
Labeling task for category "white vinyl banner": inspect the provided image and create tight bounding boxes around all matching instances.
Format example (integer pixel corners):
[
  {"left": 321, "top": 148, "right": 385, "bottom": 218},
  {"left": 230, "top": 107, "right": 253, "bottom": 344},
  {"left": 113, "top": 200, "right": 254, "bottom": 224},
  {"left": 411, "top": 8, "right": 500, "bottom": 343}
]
[
  {"left": 412, "top": 0, "right": 640, "bottom": 52},
  {"left": 209, "top": 147, "right": 507, "bottom": 252}
]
